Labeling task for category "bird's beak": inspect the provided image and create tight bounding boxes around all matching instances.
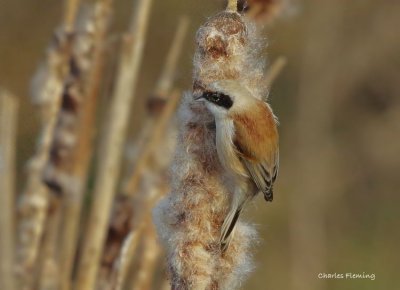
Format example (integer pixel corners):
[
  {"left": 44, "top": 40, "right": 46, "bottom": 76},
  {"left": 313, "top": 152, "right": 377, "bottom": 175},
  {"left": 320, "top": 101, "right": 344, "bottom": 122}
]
[{"left": 193, "top": 94, "right": 204, "bottom": 101}]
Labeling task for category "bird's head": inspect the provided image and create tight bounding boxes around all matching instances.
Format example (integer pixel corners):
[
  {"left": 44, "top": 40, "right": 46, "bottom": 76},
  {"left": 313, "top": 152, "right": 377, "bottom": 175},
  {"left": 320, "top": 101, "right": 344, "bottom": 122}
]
[{"left": 194, "top": 80, "right": 256, "bottom": 119}]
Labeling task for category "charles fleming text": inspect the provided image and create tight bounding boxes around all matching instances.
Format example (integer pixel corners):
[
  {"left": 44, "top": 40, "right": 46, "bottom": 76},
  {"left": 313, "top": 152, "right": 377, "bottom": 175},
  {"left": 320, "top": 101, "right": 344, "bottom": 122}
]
[{"left": 318, "top": 272, "right": 376, "bottom": 280}]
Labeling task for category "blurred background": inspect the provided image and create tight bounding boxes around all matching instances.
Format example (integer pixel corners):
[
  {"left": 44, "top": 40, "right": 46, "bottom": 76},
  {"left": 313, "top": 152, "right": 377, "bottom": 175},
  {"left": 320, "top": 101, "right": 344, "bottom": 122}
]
[{"left": 0, "top": 0, "right": 399, "bottom": 289}]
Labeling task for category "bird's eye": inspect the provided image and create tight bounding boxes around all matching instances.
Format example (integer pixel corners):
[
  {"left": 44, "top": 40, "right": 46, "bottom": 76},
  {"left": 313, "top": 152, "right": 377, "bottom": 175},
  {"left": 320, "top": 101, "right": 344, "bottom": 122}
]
[
  {"left": 212, "top": 94, "right": 220, "bottom": 102},
  {"left": 202, "top": 91, "right": 233, "bottom": 109},
  {"left": 203, "top": 92, "right": 221, "bottom": 103}
]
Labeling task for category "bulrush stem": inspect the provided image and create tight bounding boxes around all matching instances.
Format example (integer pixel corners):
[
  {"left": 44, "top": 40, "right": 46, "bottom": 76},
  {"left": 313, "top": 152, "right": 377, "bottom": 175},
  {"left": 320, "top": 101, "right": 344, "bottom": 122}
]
[
  {"left": 122, "top": 15, "right": 189, "bottom": 195},
  {"left": 131, "top": 225, "right": 160, "bottom": 290},
  {"left": 226, "top": 0, "right": 238, "bottom": 12},
  {"left": 109, "top": 190, "right": 164, "bottom": 290},
  {"left": 57, "top": 3, "right": 114, "bottom": 290},
  {"left": 123, "top": 90, "right": 181, "bottom": 196},
  {"left": 263, "top": 56, "right": 287, "bottom": 102},
  {"left": 74, "top": 0, "right": 153, "bottom": 289},
  {"left": 111, "top": 229, "right": 142, "bottom": 290},
  {"left": 122, "top": 16, "right": 189, "bottom": 196},
  {"left": 153, "top": 16, "right": 189, "bottom": 98},
  {"left": 36, "top": 197, "right": 62, "bottom": 290},
  {"left": 265, "top": 57, "right": 287, "bottom": 88},
  {"left": 16, "top": 0, "right": 79, "bottom": 285},
  {"left": 104, "top": 89, "right": 180, "bottom": 288},
  {"left": 63, "top": 0, "right": 81, "bottom": 32},
  {"left": 100, "top": 15, "right": 188, "bottom": 286},
  {"left": 0, "top": 90, "right": 18, "bottom": 290}
]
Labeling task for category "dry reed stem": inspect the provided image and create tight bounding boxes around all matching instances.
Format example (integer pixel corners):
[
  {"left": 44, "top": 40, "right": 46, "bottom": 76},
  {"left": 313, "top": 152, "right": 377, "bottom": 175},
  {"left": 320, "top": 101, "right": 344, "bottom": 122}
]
[
  {"left": 161, "top": 280, "right": 171, "bottom": 290},
  {"left": 16, "top": 20, "right": 77, "bottom": 290},
  {"left": 57, "top": 3, "right": 114, "bottom": 290},
  {"left": 101, "top": 16, "right": 188, "bottom": 282},
  {"left": 98, "top": 196, "right": 134, "bottom": 289},
  {"left": 40, "top": 7, "right": 104, "bottom": 289},
  {"left": 110, "top": 190, "right": 165, "bottom": 290},
  {"left": 36, "top": 197, "right": 62, "bottom": 290},
  {"left": 153, "top": 16, "right": 189, "bottom": 98},
  {"left": 0, "top": 90, "right": 18, "bottom": 290},
  {"left": 226, "top": 0, "right": 238, "bottom": 11},
  {"left": 111, "top": 228, "right": 142, "bottom": 290},
  {"left": 100, "top": 90, "right": 180, "bottom": 286},
  {"left": 240, "top": 0, "right": 289, "bottom": 24},
  {"left": 121, "top": 15, "right": 189, "bottom": 193},
  {"left": 265, "top": 56, "right": 287, "bottom": 88},
  {"left": 32, "top": 1, "right": 113, "bottom": 287},
  {"left": 16, "top": 7, "right": 81, "bottom": 289},
  {"left": 123, "top": 89, "right": 181, "bottom": 196},
  {"left": 131, "top": 224, "right": 160, "bottom": 290},
  {"left": 75, "top": 0, "right": 153, "bottom": 289},
  {"left": 262, "top": 56, "right": 287, "bottom": 102},
  {"left": 63, "top": 0, "right": 82, "bottom": 32}
]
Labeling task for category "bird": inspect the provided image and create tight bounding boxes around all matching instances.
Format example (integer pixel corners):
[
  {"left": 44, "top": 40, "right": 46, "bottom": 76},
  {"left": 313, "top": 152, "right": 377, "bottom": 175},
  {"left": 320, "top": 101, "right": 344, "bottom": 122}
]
[{"left": 194, "top": 80, "right": 279, "bottom": 252}]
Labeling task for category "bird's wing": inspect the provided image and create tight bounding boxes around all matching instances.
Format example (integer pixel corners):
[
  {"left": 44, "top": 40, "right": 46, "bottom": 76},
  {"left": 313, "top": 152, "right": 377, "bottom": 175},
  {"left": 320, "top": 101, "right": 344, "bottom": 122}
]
[
  {"left": 240, "top": 151, "right": 279, "bottom": 201},
  {"left": 232, "top": 103, "right": 279, "bottom": 201}
]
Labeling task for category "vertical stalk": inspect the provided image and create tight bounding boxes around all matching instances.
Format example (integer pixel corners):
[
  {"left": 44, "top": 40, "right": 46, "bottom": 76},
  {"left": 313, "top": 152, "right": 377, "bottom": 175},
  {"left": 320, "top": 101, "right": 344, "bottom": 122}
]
[
  {"left": 16, "top": 24, "right": 74, "bottom": 290},
  {"left": 100, "top": 15, "right": 188, "bottom": 282},
  {"left": 57, "top": 2, "right": 114, "bottom": 290},
  {"left": 265, "top": 57, "right": 287, "bottom": 88},
  {"left": 153, "top": 16, "right": 189, "bottom": 98},
  {"left": 123, "top": 90, "right": 181, "bottom": 196},
  {"left": 131, "top": 225, "right": 160, "bottom": 290},
  {"left": 0, "top": 90, "right": 18, "bottom": 290},
  {"left": 75, "top": 0, "right": 153, "bottom": 289}
]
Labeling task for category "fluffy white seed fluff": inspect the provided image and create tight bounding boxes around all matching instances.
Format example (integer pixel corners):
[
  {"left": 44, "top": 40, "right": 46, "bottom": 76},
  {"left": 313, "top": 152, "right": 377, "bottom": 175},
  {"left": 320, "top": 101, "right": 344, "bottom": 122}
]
[{"left": 154, "top": 10, "right": 267, "bottom": 290}]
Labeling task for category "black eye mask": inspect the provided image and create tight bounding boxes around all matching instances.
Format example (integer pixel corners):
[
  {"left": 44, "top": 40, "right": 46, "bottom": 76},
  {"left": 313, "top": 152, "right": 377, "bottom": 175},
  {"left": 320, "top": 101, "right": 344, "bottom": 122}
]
[{"left": 202, "top": 91, "right": 233, "bottom": 109}]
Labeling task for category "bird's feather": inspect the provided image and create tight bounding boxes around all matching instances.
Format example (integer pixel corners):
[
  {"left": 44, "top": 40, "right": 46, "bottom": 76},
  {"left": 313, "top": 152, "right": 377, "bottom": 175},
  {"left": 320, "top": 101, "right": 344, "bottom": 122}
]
[{"left": 232, "top": 101, "right": 279, "bottom": 201}]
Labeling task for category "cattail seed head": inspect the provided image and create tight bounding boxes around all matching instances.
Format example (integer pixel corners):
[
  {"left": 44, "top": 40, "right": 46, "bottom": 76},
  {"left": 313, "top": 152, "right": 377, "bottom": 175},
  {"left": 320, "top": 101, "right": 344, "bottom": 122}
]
[{"left": 154, "top": 9, "right": 266, "bottom": 290}]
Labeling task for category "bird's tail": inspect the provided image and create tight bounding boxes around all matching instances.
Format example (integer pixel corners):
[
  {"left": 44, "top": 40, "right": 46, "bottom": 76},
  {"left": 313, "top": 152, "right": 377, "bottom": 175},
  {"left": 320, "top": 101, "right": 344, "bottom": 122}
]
[{"left": 220, "top": 196, "right": 250, "bottom": 253}]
